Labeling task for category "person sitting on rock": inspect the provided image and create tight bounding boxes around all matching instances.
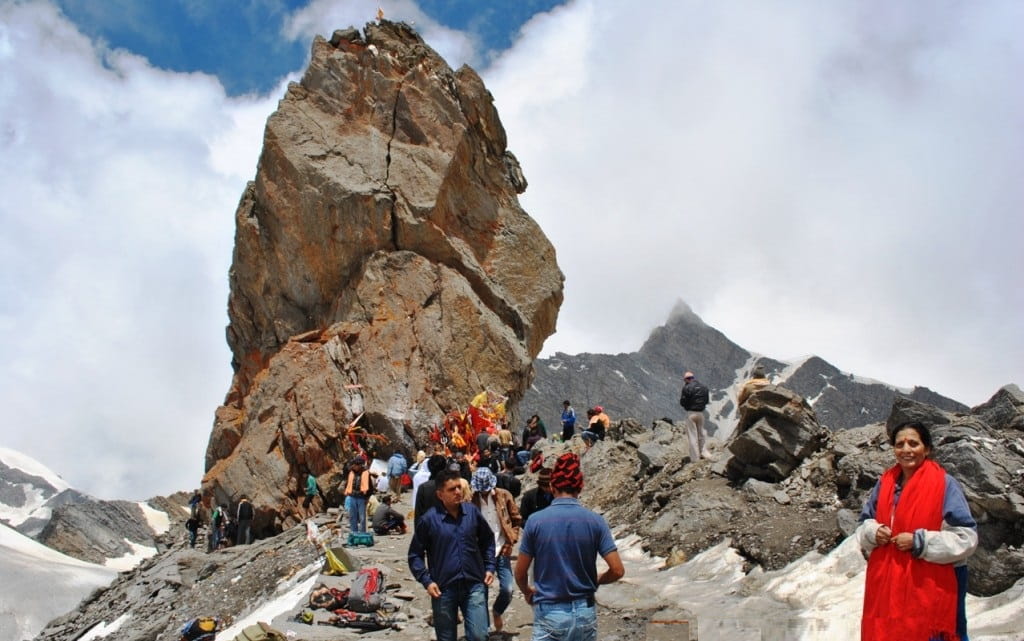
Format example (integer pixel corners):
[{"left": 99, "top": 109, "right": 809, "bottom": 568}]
[
  {"left": 582, "top": 406, "right": 609, "bottom": 445},
  {"left": 738, "top": 365, "right": 771, "bottom": 408},
  {"left": 372, "top": 494, "right": 408, "bottom": 535}
]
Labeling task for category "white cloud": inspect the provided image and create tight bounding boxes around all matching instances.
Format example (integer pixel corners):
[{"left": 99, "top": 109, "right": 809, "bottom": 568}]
[
  {"left": 283, "top": 0, "right": 480, "bottom": 70},
  {"left": 485, "top": 0, "right": 1024, "bottom": 404},
  {"left": 0, "top": 1, "right": 280, "bottom": 499},
  {"left": 0, "top": 0, "right": 1021, "bottom": 503}
]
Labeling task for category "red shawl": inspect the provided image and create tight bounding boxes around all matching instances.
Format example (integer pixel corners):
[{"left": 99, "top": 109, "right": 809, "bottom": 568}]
[{"left": 862, "top": 458, "right": 957, "bottom": 641}]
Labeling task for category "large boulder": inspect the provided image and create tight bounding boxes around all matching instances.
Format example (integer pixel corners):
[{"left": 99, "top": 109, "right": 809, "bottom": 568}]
[
  {"left": 203, "top": 21, "right": 563, "bottom": 533},
  {"left": 724, "top": 385, "right": 828, "bottom": 482},
  {"left": 971, "top": 383, "right": 1024, "bottom": 432}
]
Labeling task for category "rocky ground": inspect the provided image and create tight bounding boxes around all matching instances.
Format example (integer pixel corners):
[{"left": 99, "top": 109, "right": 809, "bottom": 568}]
[
  {"left": 37, "top": 486, "right": 667, "bottom": 641},
  {"left": 33, "top": 385, "right": 1024, "bottom": 640}
]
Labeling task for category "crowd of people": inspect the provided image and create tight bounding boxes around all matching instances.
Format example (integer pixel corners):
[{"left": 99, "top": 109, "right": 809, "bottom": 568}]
[{"left": 185, "top": 366, "right": 981, "bottom": 640}]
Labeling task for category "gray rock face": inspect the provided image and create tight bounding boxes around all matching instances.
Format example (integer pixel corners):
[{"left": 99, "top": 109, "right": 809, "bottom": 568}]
[
  {"left": 724, "top": 385, "right": 828, "bottom": 482},
  {"left": 971, "top": 383, "right": 1024, "bottom": 431},
  {"left": 37, "top": 499, "right": 162, "bottom": 565}
]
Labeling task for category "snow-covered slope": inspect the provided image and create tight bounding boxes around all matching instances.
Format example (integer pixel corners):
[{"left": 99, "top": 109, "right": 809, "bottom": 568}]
[
  {"left": 0, "top": 446, "right": 85, "bottom": 536},
  {"left": 0, "top": 523, "right": 116, "bottom": 641}
]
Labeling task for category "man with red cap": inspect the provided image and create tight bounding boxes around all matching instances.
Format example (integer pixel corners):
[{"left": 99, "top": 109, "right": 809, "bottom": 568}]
[{"left": 514, "top": 453, "right": 624, "bottom": 640}]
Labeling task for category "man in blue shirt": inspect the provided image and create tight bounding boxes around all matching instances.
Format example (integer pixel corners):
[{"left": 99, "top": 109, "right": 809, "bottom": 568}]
[
  {"left": 515, "top": 452, "right": 625, "bottom": 641},
  {"left": 408, "top": 470, "right": 496, "bottom": 641}
]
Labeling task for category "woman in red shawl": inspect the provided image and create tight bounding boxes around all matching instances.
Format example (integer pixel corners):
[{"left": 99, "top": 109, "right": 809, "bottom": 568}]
[{"left": 857, "top": 421, "right": 978, "bottom": 641}]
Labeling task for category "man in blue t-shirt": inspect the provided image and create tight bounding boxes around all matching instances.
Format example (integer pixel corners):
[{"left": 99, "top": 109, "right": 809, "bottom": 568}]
[{"left": 514, "top": 453, "right": 624, "bottom": 641}]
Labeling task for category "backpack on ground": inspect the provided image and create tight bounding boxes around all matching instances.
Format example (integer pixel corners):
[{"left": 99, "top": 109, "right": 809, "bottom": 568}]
[
  {"left": 231, "top": 621, "right": 287, "bottom": 641},
  {"left": 323, "top": 610, "right": 397, "bottom": 631},
  {"left": 348, "top": 566, "right": 386, "bottom": 612},
  {"left": 346, "top": 531, "right": 374, "bottom": 547},
  {"left": 179, "top": 616, "right": 219, "bottom": 641},
  {"left": 309, "top": 584, "right": 349, "bottom": 610}
]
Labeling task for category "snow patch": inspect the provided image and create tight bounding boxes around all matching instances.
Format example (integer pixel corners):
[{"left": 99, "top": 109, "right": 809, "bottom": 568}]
[
  {"left": 614, "top": 369, "right": 627, "bottom": 381},
  {"left": 138, "top": 502, "right": 169, "bottom": 535},
  {"left": 77, "top": 612, "right": 130, "bottom": 640},
  {"left": 776, "top": 357, "right": 812, "bottom": 384},
  {"left": 601, "top": 531, "right": 1024, "bottom": 640},
  {"left": 0, "top": 447, "right": 71, "bottom": 493},
  {"left": 104, "top": 540, "right": 157, "bottom": 571},
  {"left": 0, "top": 523, "right": 115, "bottom": 641},
  {"left": 215, "top": 564, "right": 321, "bottom": 640},
  {"left": 0, "top": 485, "right": 50, "bottom": 527}
]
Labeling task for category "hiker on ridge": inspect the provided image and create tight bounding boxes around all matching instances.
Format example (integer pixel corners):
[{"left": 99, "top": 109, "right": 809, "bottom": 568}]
[
  {"left": 680, "top": 371, "right": 711, "bottom": 461},
  {"left": 236, "top": 495, "right": 254, "bottom": 545}
]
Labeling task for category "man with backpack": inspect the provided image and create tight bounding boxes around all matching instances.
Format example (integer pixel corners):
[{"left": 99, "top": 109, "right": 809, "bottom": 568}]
[
  {"left": 680, "top": 370, "right": 712, "bottom": 461},
  {"left": 408, "top": 470, "right": 495, "bottom": 641}
]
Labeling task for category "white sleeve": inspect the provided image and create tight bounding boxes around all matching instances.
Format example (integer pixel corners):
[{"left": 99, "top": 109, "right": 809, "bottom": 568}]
[
  {"left": 918, "top": 521, "right": 978, "bottom": 565},
  {"left": 856, "top": 518, "right": 882, "bottom": 556}
]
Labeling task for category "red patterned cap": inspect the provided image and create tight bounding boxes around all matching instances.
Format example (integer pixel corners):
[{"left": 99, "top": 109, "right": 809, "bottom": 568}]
[{"left": 550, "top": 452, "right": 583, "bottom": 493}]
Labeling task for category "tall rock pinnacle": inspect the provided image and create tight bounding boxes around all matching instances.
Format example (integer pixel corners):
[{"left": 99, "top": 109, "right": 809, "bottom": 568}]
[{"left": 204, "top": 21, "right": 563, "bottom": 531}]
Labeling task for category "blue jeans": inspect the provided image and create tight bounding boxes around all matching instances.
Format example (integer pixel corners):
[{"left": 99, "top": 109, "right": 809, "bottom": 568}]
[
  {"left": 532, "top": 598, "right": 597, "bottom": 641},
  {"left": 955, "top": 564, "right": 969, "bottom": 641},
  {"left": 348, "top": 497, "right": 367, "bottom": 532},
  {"left": 431, "top": 580, "right": 488, "bottom": 641},
  {"left": 492, "top": 555, "right": 514, "bottom": 616}
]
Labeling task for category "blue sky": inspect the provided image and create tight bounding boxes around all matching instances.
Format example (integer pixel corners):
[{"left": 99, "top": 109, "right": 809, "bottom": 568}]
[
  {"left": 2, "top": 0, "right": 1022, "bottom": 500},
  {"left": 54, "top": 0, "right": 564, "bottom": 94}
]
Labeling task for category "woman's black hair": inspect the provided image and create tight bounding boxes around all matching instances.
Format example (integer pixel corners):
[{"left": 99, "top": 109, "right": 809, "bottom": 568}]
[{"left": 890, "top": 421, "right": 933, "bottom": 449}]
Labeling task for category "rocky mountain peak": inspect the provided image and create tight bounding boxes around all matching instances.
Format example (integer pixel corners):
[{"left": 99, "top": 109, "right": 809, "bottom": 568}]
[{"left": 203, "top": 20, "right": 563, "bottom": 534}]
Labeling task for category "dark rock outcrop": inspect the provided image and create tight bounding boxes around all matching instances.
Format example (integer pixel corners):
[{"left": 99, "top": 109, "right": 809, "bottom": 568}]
[
  {"left": 203, "top": 21, "right": 563, "bottom": 532},
  {"left": 723, "top": 385, "right": 828, "bottom": 482}
]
